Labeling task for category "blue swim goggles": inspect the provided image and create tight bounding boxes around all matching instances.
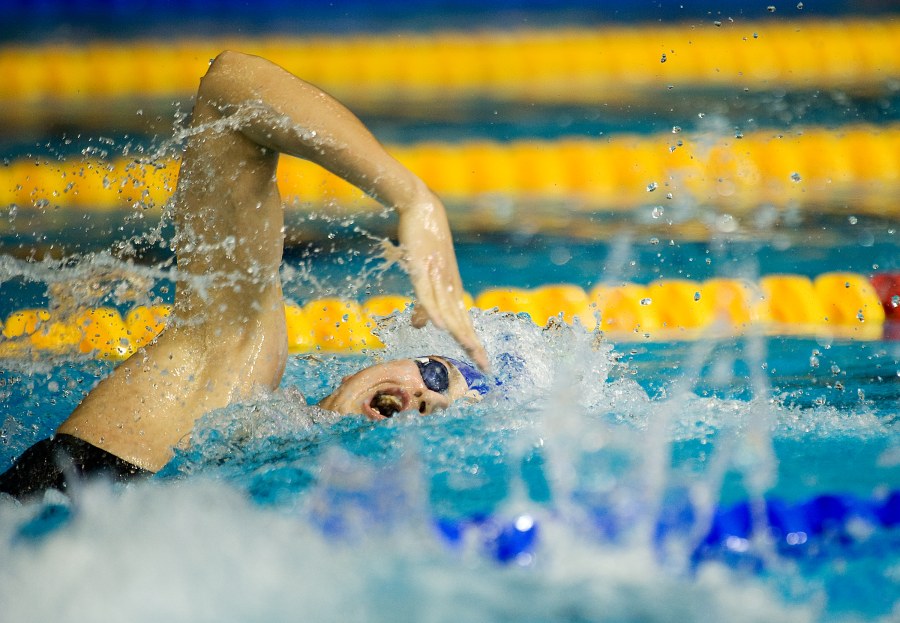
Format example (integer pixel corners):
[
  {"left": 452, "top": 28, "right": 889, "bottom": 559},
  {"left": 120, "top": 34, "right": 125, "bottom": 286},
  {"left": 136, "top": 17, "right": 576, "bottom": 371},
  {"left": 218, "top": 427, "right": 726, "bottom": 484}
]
[{"left": 415, "top": 356, "right": 493, "bottom": 396}]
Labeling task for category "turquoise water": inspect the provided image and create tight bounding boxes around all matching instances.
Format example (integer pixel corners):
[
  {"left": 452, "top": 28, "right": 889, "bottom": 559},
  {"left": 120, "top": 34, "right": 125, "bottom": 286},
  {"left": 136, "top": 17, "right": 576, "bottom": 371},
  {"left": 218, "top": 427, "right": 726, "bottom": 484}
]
[
  {"left": 1, "top": 251, "right": 898, "bottom": 622},
  {"left": 0, "top": 51, "right": 898, "bottom": 621}
]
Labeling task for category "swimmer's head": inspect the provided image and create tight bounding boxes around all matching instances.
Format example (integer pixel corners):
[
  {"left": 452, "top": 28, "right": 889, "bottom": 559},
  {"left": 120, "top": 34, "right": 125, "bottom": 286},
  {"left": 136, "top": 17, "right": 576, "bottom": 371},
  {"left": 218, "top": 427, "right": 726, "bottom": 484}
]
[{"left": 319, "top": 356, "right": 490, "bottom": 419}]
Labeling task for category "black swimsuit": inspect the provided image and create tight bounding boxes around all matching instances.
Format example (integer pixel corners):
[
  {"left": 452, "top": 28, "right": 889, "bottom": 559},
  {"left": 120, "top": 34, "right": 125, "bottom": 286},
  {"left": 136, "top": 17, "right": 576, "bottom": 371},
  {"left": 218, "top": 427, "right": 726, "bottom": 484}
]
[{"left": 0, "top": 434, "right": 149, "bottom": 501}]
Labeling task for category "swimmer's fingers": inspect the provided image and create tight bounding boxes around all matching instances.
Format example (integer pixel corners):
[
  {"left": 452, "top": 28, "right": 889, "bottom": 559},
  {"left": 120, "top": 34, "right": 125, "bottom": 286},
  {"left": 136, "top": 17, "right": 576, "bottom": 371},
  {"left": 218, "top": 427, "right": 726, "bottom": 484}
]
[
  {"left": 420, "top": 253, "right": 490, "bottom": 372},
  {"left": 398, "top": 199, "right": 489, "bottom": 371}
]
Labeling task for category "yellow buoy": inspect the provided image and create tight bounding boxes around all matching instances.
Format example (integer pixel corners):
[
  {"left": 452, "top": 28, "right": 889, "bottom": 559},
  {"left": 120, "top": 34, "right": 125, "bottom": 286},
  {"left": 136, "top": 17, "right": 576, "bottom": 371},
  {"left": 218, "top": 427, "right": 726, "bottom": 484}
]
[
  {"left": 2, "top": 309, "right": 51, "bottom": 339},
  {"left": 759, "top": 275, "right": 826, "bottom": 333},
  {"left": 125, "top": 305, "right": 171, "bottom": 349},
  {"left": 590, "top": 283, "right": 662, "bottom": 337},
  {"left": 813, "top": 272, "right": 885, "bottom": 339},
  {"left": 530, "top": 284, "right": 595, "bottom": 327},
  {"left": 304, "top": 298, "right": 378, "bottom": 352},
  {"left": 75, "top": 307, "right": 134, "bottom": 359}
]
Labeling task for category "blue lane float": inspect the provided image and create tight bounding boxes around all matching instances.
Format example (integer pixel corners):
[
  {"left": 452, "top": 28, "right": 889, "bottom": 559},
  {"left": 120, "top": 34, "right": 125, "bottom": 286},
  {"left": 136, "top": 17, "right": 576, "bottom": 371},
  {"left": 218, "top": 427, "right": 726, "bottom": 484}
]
[
  {"left": 9, "top": 485, "right": 897, "bottom": 570},
  {"left": 437, "top": 490, "right": 899, "bottom": 567}
]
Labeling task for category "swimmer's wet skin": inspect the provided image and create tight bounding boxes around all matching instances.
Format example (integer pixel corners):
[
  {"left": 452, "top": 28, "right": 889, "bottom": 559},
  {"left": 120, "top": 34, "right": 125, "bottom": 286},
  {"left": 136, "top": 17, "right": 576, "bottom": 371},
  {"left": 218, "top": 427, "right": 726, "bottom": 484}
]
[
  {"left": 1, "top": 51, "right": 489, "bottom": 500},
  {"left": 0, "top": 356, "right": 489, "bottom": 500}
]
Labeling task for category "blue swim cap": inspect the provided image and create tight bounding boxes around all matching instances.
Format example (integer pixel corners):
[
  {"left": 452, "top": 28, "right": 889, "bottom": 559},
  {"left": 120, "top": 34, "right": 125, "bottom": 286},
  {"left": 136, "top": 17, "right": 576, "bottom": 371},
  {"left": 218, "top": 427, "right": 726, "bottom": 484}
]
[{"left": 443, "top": 357, "right": 495, "bottom": 396}]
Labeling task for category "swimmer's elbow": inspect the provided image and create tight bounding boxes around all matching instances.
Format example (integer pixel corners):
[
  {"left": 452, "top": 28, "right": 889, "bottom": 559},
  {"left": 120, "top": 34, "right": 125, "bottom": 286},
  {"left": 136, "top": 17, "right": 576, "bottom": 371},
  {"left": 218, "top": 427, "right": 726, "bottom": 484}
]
[
  {"left": 200, "top": 50, "right": 259, "bottom": 95},
  {"left": 208, "top": 50, "right": 252, "bottom": 73}
]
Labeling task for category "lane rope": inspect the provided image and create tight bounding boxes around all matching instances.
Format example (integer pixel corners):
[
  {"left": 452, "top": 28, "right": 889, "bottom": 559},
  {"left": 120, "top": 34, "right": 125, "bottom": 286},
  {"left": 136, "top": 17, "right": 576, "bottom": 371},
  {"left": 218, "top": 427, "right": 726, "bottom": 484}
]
[
  {"left": 1, "top": 272, "right": 896, "bottom": 359},
  {"left": 3, "top": 125, "right": 900, "bottom": 214},
  {"left": 2, "top": 20, "right": 898, "bottom": 110}
]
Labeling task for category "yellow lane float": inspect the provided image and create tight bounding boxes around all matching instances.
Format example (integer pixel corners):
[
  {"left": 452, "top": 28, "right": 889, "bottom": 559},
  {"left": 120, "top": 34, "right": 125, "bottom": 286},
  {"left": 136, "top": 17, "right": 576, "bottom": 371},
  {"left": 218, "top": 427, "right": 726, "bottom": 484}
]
[
  {"left": 2, "top": 20, "right": 898, "bottom": 110},
  {"left": 0, "top": 273, "right": 893, "bottom": 360},
  {"left": 4, "top": 125, "right": 899, "bottom": 216}
]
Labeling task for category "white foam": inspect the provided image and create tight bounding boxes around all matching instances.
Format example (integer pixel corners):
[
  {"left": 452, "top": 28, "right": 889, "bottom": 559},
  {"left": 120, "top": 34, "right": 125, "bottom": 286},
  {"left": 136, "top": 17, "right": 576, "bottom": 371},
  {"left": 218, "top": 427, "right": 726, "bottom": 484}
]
[{"left": 0, "top": 478, "right": 818, "bottom": 623}]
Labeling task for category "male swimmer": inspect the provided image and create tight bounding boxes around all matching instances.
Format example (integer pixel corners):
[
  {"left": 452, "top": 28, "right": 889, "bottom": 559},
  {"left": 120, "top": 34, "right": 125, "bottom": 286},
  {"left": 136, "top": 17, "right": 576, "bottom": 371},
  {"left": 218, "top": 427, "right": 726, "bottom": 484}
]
[{"left": 0, "top": 51, "right": 489, "bottom": 501}]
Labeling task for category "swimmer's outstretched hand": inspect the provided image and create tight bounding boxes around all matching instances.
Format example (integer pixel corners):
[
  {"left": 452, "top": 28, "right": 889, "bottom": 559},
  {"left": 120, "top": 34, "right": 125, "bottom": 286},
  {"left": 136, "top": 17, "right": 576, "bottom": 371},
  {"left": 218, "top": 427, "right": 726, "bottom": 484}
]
[{"left": 397, "top": 197, "right": 489, "bottom": 372}]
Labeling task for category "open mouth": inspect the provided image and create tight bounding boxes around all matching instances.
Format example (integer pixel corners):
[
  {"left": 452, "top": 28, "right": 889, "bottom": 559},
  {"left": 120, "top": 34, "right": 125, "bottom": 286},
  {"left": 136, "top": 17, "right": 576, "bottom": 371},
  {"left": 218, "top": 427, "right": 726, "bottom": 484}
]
[{"left": 366, "top": 388, "right": 409, "bottom": 419}]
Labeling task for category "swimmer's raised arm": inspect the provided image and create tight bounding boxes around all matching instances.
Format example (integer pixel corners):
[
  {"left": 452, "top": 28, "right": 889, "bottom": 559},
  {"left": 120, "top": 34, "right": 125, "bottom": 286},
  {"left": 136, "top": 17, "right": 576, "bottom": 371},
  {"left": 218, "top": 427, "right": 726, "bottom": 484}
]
[
  {"left": 190, "top": 51, "right": 486, "bottom": 367},
  {"left": 57, "top": 50, "right": 485, "bottom": 471}
]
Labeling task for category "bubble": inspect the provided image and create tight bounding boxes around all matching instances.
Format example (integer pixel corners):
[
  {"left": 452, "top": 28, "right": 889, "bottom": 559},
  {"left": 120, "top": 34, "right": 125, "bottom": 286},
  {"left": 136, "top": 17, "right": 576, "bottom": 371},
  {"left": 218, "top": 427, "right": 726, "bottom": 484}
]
[
  {"left": 790, "top": 172, "right": 802, "bottom": 183},
  {"left": 716, "top": 214, "right": 738, "bottom": 233},
  {"left": 767, "top": 5, "right": 776, "bottom": 12},
  {"left": 891, "top": 295, "right": 899, "bottom": 308},
  {"left": 693, "top": 292, "right": 701, "bottom": 302},
  {"left": 672, "top": 126, "right": 682, "bottom": 134},
  {"left": 640, "top": 298, "right": 652, "bottom": 306},
  {"left": 651, "top": 206, "right": 665, "bottom": 219},
  {"left": 848, "top": 216, "right": 858, "bottom": 225},
  {"left": 660, "top": 53, "right": 667, "bottom": 63},
  {"left": 646, "top": 182, "right": 658, "bottom": 192},
  {"left": 549, "top": 246, "right": 572, "bottom": 266}
]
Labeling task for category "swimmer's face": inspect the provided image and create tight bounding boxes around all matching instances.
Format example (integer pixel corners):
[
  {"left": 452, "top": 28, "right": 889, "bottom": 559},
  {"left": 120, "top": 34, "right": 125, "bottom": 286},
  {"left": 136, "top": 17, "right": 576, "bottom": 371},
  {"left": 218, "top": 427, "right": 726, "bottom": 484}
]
[{"left": 319, "top": 357, "right": 474, "bottom": 419}]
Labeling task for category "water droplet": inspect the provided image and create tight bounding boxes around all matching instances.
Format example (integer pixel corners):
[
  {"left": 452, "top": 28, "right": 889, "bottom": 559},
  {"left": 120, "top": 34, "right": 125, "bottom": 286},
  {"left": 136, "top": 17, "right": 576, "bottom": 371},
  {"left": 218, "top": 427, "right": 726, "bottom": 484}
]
[
  {"left": 734, "top": 130, "right": 744, "bottom": 139},
  {"left": 646, "top": 182, "right": 658, "bottom": 192},
  {"left": 649, "top": 237, "right": 660, "bottom": 245},
  {"left": 891, "top": 295, "right": 899, "bottom": 308},
  {"left": 753, "top": 32, "right": 759, "bottom": 38},
  {"left": 767, "top": 5, "right": 776, "bottom": 12},
  {"left": 790, "top": 172, "right": 802, "bottom": 182},
  {"left": 856, "top": 310, "right": 865, "bottom": 322},
  {"left": 672, "top": 126, "right": 682, "bottom": 134},
  {"left": 796, "top": 1, "right": 803, "bottom": 8},
  {"left": 693, "top": 291, "right": 701, "bottom": 301},
  {"left": 698, "top": 112, "right": 705, "bottom": 119},
  {"left": 716, "top": 214, "right": 737, "bottom": 233},
  {"left": 666, "top": 192, "right": 673, "bottom": 200},
  {"left": 640, "top": 298, "right": 652, "bottom": 306},
  {"left": 660, "top": 53, "right": 667, "bottom": 63},
  {"left": 848, "top": 215, "right": 858, "bottom": 225},
  {"left": 713, "top": 20, "right": 722, "bottom": 27},
  {"left": 651, "top": 206, "right": 665, "bottom": 218}
]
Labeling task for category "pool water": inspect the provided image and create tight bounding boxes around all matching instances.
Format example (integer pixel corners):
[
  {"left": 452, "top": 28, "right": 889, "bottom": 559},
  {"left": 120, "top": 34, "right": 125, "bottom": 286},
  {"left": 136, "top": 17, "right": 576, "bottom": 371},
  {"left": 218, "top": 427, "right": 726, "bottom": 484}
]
[
  {"left": 1, "top": 20, "right": 898, "bottom": 617},
  {"left": 0, "top": 239, "right": 898, "bottom": 622}
]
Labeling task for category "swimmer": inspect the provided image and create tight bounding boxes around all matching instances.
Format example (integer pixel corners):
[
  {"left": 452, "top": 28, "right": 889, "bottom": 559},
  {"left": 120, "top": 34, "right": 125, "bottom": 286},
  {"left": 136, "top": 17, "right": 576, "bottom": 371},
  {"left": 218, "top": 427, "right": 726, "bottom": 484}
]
[{"left": 0, "top": 51, "right": 489, "bottom": 500}]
